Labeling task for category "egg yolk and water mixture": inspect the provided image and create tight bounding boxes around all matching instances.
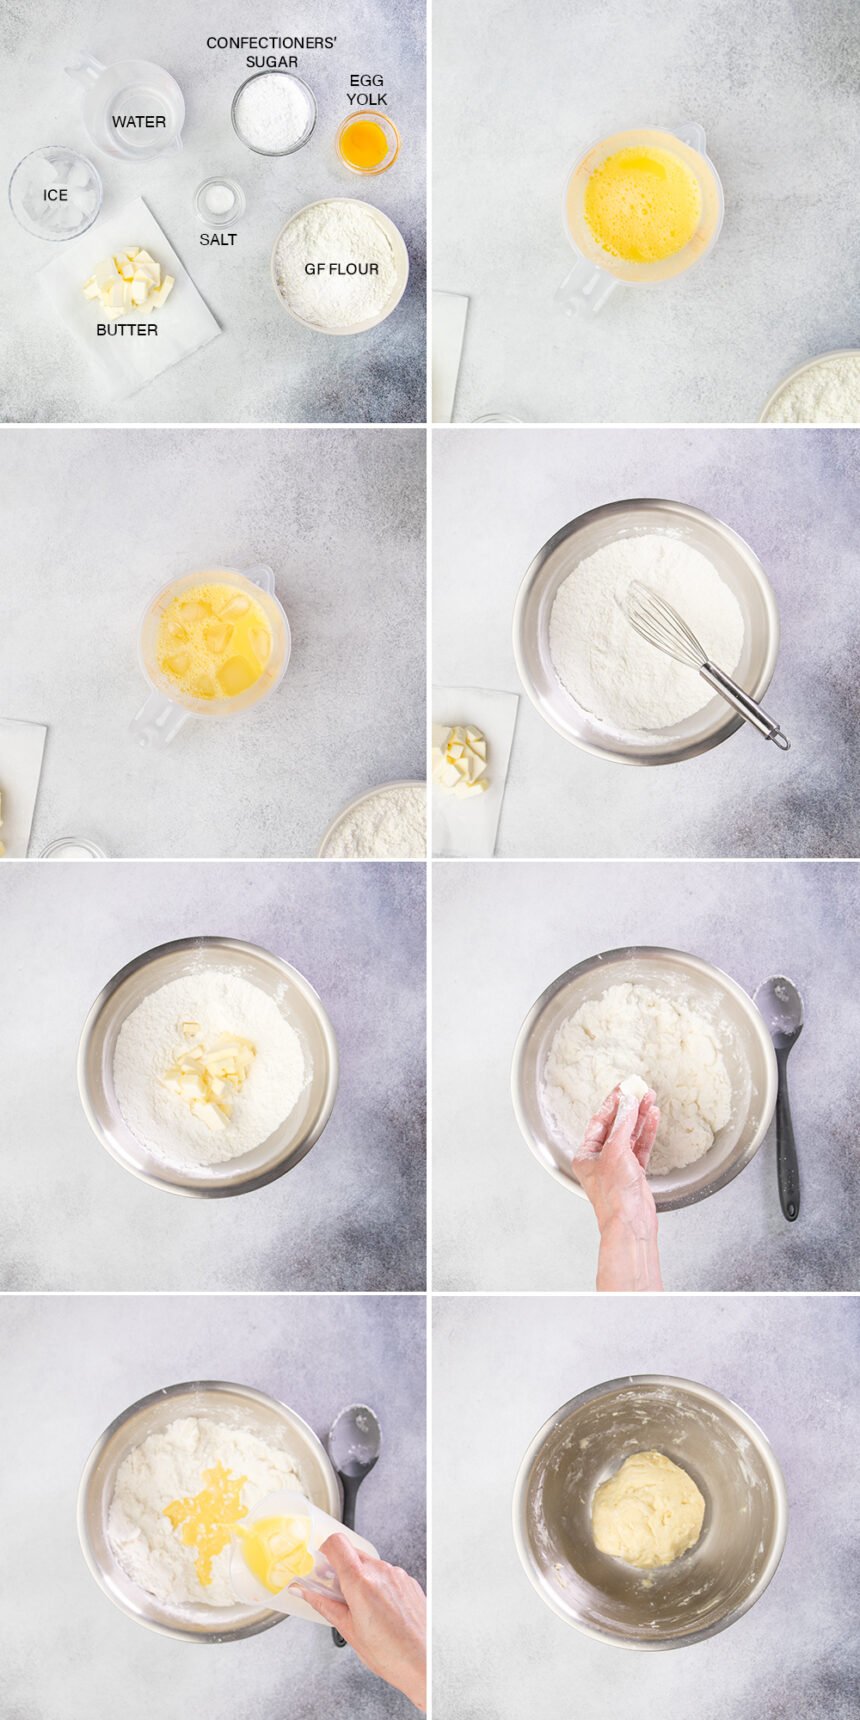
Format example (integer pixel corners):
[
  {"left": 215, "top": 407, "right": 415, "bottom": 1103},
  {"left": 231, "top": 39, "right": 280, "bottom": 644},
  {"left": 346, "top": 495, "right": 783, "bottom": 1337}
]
[
  {"left": 156, "top": 583, "right": 273, "bottom": 701},
  {"left": 584, "top": 145, "right": 701, "bottom": 264},
  {"left": 164, "top": 1466, "right": 314, "bottom": 1592}
]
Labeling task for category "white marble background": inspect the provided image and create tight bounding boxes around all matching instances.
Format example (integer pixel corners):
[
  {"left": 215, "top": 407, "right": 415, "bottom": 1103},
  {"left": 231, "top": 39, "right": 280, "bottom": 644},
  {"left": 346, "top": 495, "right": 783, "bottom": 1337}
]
[
  {"left": 433, "top": 1294, "right": 860, "bottom": 1720},
  {"left": 433, "top": 860, "right": 860, "bottom": 1292},
  {"left": 0, "top": 1293, "right": 426, "bottom": 1720},
  {"left": 1, "top": 427, "right": 425, "bottom": 858},
  {"left": 0, "top": 861, "right": 426, "bottom": 1291},
  {"left": 433, "top": 426, "right": 860, "bottom": 858},
  {"left": 1, "top": 0, "right": 426, "bottom": 423},
  {"left": 433, "top": 0, "right": 860, "bottom": 423}
]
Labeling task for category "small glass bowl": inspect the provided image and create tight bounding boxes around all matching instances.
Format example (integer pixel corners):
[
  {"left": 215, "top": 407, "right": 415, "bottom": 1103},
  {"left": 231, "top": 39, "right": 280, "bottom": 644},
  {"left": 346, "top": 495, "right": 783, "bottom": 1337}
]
[
  {"left": 336, "top": 113, "right": 400, "bottom": 175},
  {"left": 9, "top": 146, "right": 102, "bottom": 241},
  {"left": 231, "top": 71, "right": 316, "bottom": 157},
  {"left": 194, "top": 176, "right": 246, "bottom": 228},
  {"left": 41, "top": 836, "right": 106, "bottom": 859}
]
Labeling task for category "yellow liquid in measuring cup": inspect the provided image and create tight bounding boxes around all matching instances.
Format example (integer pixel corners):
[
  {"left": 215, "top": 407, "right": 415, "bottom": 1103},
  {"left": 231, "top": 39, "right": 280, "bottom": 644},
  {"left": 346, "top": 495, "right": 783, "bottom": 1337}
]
[
  {"left": 238, "top": 1515, "right": 316, "bottom": 1592},
  {"left": 157, "top": 581, "right": 273, "bottom": 701},
  {"left": 584, "top": 146, "right": 701, "bottom": 264}
]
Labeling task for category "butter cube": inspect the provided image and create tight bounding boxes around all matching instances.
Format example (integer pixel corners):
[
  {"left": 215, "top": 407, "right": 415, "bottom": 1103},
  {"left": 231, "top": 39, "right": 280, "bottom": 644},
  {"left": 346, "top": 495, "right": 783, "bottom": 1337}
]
[
  {"left": 151, "top": 274, "right": 174, "bottom": 308},
  {"left": 131, "top": 275, "right": 150, "bottom": 306}
]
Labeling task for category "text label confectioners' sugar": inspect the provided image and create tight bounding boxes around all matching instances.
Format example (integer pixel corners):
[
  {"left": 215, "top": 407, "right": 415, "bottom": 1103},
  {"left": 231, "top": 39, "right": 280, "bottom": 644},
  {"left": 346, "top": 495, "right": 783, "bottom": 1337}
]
[
  {"left": 274, "top": 201, "right": 398, "bottom": 329},
  {"left": 233, "top": 72, "right": 312, "bottom": 153},
  {"left": 540, "top": 981, "right": 733, "bottom": 1176},
  {"left": 325, "top": 783, "right": 427, "bottom": 858},
  {"left": 549, "top": 532, "right": 745, "bottom": 735},
  {"left": 108, "top": 1416, "right": 302, "bottom": 1608},
  {"left": 113, "top": 968, "right": 308, "bottom": 1168},
  {"left": 763, "top": 353, "right": 860, "bottom": 424}
]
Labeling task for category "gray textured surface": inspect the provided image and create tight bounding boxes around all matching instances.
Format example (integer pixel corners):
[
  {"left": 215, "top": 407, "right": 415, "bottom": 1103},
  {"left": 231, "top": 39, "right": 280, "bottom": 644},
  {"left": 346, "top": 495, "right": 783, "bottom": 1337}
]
[
  {"left": 433, "top": 0, "right": 860, "bottom": 423},
  {"left": 0, "top": 860, "right": 426, "bottom": 1291},
  {"left": 433, "top": 1295, "right": 860, "bottom": 1719},
  {"left": 1, "top": 0, "right": 425, "bottom": 424},
  {"left": 0, "top": 428, "right": 425, "bottom": 859},
  {"left": 432, "top": 426, "right": 860, "bottom": 858},
  {"left": 0, "top": 1293, "right": 426, "bottom": 1720},
  {"left": 432, "top": 859, "right": 860, "bottom": 1292}
]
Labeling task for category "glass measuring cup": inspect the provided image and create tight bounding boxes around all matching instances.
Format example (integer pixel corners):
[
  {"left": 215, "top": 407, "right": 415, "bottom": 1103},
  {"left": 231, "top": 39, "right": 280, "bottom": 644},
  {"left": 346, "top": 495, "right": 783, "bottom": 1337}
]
[
  {"left": 66, "top": 52, "right": 185, "bottom": 159},
  {"left": 229, "top": 1489, "right": 379, "bottom": 1620},
  {"left": 559, "top": 123, "right": 724, "bottom": 315},
  {"left": 131, "top": 564, "right": 291, "bottom": 748}
]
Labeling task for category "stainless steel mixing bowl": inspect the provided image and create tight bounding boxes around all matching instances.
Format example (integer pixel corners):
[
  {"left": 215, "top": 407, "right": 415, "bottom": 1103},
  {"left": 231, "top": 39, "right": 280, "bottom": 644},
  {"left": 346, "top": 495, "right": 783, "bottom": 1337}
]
[
  {"left": 512, "top": 499, "right": 780, "bottom": 765},
  {"left": 78, "top": 937, "right": 339, "bottom": 1197},
  {"left": 513, "top": 1375, "right": 788, "bottom": 1650},
  {"left": 78, "top": 1380, "right": 341, "bottom": 1642},
  {"left": 512, "top": 945, "right": 777, "bottom": 1210}
]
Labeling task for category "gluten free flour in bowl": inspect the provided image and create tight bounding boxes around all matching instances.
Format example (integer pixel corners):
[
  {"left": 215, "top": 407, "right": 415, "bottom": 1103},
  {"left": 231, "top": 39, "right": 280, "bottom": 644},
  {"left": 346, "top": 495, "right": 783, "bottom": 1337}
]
[
  {"left": 272, "top": 199, "right": 404, "bottom": 332},
  {"left": 108, "top": 1416, "right": 302, "bottom": 1608},
  {"left": 540, "top": 981, "right": 732, "bottom": 1175},
  {"left": 113, "top": 969, "right": 307, "bottom": 1168},
  {"left": 549, "top": 532, "right": 745, "bottom": 735}
]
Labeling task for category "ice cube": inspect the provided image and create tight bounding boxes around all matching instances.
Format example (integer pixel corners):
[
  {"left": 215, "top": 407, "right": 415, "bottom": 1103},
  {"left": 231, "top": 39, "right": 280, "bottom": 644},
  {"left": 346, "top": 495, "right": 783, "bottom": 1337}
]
[{"left": 67, "top": 161, "right": 91, "bottom": 189}]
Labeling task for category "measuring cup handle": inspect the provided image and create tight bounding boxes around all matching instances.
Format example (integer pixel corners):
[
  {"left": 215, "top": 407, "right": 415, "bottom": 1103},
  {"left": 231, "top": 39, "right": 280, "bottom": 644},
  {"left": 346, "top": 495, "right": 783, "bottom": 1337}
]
[
  {"left": 65, "top": 50, "right": 106, "bottom": 87},
  {"left": 672, "top": 120, "right": 707, "bottom": 154},
  {"left": 242, "top": 563, "right": 276, "bottom": 593},
  {"left": 129, "top": 690, "right": 189, "bottom": 749},
  {"left": 556, "top": 256, "right": 617, "bottom": 317}
]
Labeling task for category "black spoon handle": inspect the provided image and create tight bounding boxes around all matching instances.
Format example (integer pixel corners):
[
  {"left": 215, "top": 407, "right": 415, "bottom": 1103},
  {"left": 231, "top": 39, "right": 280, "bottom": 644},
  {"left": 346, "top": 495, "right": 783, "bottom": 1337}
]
[
  {"left": 332, "top": 1473, "right": 361, "bottom": 1648},
  {"left": 776, "top": 1048, "right": 800, "bottom": 1222}
]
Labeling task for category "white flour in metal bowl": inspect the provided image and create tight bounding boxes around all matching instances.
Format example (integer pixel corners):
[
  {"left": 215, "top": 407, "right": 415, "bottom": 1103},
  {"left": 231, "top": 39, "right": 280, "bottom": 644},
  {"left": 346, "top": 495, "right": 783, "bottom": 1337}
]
[
  {"left": 108, "top": 1416, "right": 302, "bottom": 1608},
  {"left": 322, "top": 783, "right": 426, "bottom": 858},
  {"left": 540, "top": 981, "right": 732, "bottom": 1175},
  {"left": 113, "top": 969, "right": 308, "bottom": 1168},
  {"left": 273, "top": 200, "right": 398, "bottom": 329},
  {"left": 549, "top": 533, "right": 744, "bottom": 735}
]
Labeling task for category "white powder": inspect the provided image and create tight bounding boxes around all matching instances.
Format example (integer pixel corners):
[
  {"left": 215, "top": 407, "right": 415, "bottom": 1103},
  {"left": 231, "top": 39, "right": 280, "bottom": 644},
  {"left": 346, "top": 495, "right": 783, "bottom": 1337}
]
[
  {"left": 540, "top": 981, "right": 732, "bottom": 1175},
  {"left": 113, "top": 969, "right": 308, "bottom": 1168},
  {"left": 274, "top": 200, "right": 398, "bottom": 330},
  {"left": 108, "top": 1416, "right": 302, "bottom": 1608},
  {"left": 549, "top": 533, "right": 745, "bottom": 734},
  {"left": 762, "top": 353, "right": 860, "bottom": 424},
  {"left": 233, "top": 72, "right": 312, "bottom": 153},
  {"left": 323, "top": 783, "right": 426, "bottom": 858}
]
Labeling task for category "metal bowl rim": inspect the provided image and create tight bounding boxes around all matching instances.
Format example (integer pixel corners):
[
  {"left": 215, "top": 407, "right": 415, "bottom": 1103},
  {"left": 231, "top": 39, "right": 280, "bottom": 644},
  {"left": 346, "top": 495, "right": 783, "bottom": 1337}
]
[
  {"left": 512, "top": 1372, "right": 789, "bottom": 1652},
  {"left": 77, "top": 935, "right": 339, "bottom": 1198},
  {"left": 511, "top": 943, "right": 778, "bottom": 1211},
  {"left": 511, "top": 497, "right": 780, "bottom": 766}
]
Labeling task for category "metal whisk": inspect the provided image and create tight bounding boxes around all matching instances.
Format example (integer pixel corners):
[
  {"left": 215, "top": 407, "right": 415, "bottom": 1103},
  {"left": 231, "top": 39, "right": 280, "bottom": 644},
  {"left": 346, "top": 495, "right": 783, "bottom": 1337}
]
[{"left": 623, "top": 581, "right": 790, "bottom": 751}]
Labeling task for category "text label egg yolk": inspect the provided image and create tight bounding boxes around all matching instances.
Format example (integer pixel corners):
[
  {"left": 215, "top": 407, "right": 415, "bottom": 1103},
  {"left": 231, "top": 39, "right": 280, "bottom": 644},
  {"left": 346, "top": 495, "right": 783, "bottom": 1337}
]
[
  {"left": 238, "top": 1515, "right": 316, "bottom": 1592},
  {"left": 584, "top": 147, "right": 701, "bottom": 264},
  {"left": 163, "top": 1462, "right": 248, "bottom": 1587},
  {"left": 156, "top": 582, "right": 273, "bottom": 701}
]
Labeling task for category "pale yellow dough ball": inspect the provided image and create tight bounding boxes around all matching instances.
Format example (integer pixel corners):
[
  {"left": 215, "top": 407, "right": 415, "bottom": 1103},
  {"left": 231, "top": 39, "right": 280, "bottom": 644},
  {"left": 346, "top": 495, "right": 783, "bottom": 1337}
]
[{"left": 591, "top": 1449, "right": 705, "bottom": 1570}]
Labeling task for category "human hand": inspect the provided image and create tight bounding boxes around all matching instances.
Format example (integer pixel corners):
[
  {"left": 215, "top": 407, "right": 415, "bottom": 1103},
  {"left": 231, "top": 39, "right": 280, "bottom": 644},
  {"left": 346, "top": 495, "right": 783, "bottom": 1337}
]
[
  {"left": 296, "top": 1534, "right": 426, "bottom": 1712},
  {"left": 572, "top": 1085, "right": 663, "bottom": 1292}
]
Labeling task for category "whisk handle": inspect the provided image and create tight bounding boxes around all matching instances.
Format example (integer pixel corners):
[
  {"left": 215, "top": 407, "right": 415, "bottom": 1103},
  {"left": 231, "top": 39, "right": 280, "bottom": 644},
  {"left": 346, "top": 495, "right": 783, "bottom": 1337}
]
[{"left": 701, "top": 665, "right": 790, "bottom": 751}]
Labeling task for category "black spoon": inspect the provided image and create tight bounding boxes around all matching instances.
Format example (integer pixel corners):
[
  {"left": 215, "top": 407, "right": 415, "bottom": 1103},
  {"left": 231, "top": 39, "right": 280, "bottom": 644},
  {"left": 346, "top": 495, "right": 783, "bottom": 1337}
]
[
  {"left": 327, "top": 1402, "right": 381, "bottom": 1647},
  {"left": 754, "top": 974, "right": 804, "bottom": 1222}
]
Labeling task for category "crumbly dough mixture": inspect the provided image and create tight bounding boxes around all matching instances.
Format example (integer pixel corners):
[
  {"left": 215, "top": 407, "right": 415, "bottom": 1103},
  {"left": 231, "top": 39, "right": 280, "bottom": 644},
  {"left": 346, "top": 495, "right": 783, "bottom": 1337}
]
[
  {"left": 548, "top": 532, "right": 745, "bottom": 735},
  {"left": 108, "top": 1416, "right": 302, "bottom": 1608},
  {"left": 591, "top": 1449, "right": 706, "bottom": 1569},
  {"left": 540, "top": 981, "right": 732, "bottom": 1175}
]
